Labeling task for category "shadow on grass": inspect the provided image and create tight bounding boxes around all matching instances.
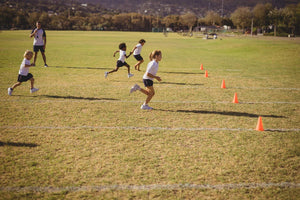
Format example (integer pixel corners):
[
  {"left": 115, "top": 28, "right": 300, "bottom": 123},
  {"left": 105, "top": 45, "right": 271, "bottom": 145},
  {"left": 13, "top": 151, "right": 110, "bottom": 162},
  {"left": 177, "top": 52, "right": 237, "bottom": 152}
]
[
  {"left": 160, "top": 71, "right": 203, "bottom": 75},
  {"left": 53, "top": 66, "right": 111, "bottom": 70},
  {"left": 0, "top": 141, "right": 38, "bottom": 147},
  {"left": 42, "top": 95, "right": 119, "bottom": 101},
  {"left": 176, "top": 110, "right": 286, "bottom": 118},
  {"left": 156, "top": 109, "right": 285, "bottom": 118},
  {"left": 159, "top": 81, "right": 203, "bottom": 86}
]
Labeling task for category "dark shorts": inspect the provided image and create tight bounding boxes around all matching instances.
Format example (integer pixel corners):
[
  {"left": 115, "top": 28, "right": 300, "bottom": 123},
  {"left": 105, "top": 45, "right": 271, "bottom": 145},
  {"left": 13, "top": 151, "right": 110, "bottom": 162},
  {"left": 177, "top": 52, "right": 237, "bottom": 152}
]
[
  {"left": 143, "top": 79, "right": 153, "bottom": 87},
  {"left": 134, "top": 54, "right": 143, "bottom": 61},
  {"left": 116, "top": 60, "right": 128, "bottom": 67},
  {"left": 18, "top": 73, "right": 33, "bottom": 82},
  {"left": 33, "top": 45, "right": 45, "bottom": 53}
]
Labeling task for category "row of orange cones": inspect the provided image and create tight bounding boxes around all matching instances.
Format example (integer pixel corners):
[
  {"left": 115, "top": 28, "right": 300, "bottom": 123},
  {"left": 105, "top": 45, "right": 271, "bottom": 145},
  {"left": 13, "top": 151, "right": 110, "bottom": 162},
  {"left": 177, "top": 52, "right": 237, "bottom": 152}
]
[{"left": 200, "top": 64, "right": 264, "bottom": 131}]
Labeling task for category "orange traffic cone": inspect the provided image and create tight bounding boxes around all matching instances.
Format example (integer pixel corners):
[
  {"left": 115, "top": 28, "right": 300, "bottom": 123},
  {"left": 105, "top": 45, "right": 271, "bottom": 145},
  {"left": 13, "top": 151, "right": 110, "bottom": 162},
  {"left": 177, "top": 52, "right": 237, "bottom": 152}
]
[
  {"left": 232, "top": 93, "right": 238, "bottom": 103},
  {"left": 205, "top": 70, "right": 208, "bottom": 77},
  {"left": 221, "top": 80, "right": 226, "bottom": 89},
  {"left": 200, "top": 64, "right": 204, "bottom": 70},
  {"left": 256, "top": 116, "right": 264, "bottom": 131}
]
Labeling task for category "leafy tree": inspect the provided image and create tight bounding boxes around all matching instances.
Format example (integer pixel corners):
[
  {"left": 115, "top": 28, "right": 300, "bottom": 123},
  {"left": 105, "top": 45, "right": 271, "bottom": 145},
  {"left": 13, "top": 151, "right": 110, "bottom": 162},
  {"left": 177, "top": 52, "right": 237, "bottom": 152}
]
[
  {"left": 162, "top": 15, "right": 180, "bottom": 31},
  {"left": 0, "top": 7, "right": 16, "bottom": 29},
  {"left": 231, "top": 7, "right": 252, "bottom": 30},
  {"left": 180, "top": 13, "right": 197, "bottom": 32},
  {"left": 204, "top": 11, "right": 221, "bottom": 26},
  {"left": 253, "top": 3, "right": 272, "bottom": 30}
]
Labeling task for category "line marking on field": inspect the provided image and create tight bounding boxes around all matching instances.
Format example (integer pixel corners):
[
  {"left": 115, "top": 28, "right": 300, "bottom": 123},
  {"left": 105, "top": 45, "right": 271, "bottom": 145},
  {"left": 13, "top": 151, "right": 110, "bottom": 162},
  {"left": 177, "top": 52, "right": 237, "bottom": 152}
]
[
  {"left": 158, "top": 85, "right": 300, "bottom": 90},
  {"left": 0, "top": 182, "right": 299, "bottom": 193},
  {"left": 76, "top": 84, "right": 300, "bottom": 91},
  {"left": 1, "top": 99, "right": 300, "bottom": 104},
  {"left": 1, "top": 126, "right": 299, "bottom": 132}
]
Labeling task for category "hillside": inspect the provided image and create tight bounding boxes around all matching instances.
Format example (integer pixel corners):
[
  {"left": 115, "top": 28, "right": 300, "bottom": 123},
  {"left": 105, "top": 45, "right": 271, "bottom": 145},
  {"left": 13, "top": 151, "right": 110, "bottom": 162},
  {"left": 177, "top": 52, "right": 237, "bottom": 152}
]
[{"left": 79, "top": 0, "right": 299, "bottom": 16}]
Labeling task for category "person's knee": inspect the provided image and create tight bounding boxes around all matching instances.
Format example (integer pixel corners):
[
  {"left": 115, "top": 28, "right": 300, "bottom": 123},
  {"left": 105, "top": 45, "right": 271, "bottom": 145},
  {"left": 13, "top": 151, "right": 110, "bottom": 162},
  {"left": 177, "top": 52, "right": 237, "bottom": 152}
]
[{"left": 149, "top": 90, "right": 155, "bottom": 96}]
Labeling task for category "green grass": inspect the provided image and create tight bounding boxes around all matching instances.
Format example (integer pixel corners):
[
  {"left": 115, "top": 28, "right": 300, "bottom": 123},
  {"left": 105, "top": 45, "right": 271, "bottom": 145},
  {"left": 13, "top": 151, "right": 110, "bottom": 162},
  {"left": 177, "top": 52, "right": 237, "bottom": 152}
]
[{"left": 0, "top": 31, "right": 299, "bottom": 199}]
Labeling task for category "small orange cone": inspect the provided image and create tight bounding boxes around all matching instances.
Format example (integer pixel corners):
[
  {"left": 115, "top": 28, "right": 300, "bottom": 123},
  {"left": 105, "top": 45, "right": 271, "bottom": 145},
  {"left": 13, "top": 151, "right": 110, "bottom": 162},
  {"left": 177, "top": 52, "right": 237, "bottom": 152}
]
[
  {"left": 221, "top": 80, "right": 226, "bottom": 89},
  {"left": 256, "top": 116, "right": 264, "bottom": 131},
  {"left": 205, "top": 70, "right": 208, "bottom": 77},
  {"left": 232, "top": 93, "right": 238, "bottom": 103},
  {"left": 200, "top": 64, "right": 204, "bottom": 70}
]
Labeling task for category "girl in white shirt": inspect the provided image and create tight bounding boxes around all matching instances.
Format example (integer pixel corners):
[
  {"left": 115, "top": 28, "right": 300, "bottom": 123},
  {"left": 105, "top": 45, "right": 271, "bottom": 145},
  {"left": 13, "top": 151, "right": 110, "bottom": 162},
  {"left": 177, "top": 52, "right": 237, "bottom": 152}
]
[
  {"left": 105, "top": 43, "right": 134, "bottom": 78},
  {"left": 130, "top": 50, "right": 162, "bottom": 110},
  {"left": 8, "top": 50, "right": 39, "bottom": 95},
  {"left": 130, "top": 39, "right": 146, "bottom": 71}
]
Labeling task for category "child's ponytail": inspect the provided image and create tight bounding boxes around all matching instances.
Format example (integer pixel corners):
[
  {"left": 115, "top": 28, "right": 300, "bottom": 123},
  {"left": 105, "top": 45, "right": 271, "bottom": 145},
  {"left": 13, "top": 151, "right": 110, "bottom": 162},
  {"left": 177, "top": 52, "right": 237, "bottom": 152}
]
[{"left": 149, "top": 50, "right": 161, "bottom": 60}]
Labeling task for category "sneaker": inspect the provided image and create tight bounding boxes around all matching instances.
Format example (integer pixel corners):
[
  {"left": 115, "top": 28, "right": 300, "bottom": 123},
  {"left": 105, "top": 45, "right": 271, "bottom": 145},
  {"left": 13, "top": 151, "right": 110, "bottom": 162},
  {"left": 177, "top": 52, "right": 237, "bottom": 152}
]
[
  {"left": 8, "top": 88, "right": 13, "bottom": 96},
  {"left": 140, "top": 104, "right": 153, "bottom": 110},
  {"left": 128, "top": 73, "right": 134, "bottom": 78},
  {"left": 44, "top": 64, "right": 48, "bottom": 67},
  {"left": 30, "top": 88, "right": 39, "bottom": 93},
  {"left": 104, "top": 72, "right": 108, "bottom": 78},
  {"left": 130, "top": 84, "right": 140, "bottom": 93}
]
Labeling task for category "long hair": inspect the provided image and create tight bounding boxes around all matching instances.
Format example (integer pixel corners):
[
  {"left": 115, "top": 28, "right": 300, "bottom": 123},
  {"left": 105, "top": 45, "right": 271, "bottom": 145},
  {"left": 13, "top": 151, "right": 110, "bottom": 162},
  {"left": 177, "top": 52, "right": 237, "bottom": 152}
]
[{"left": 149, "top": 50, "right": 161, "bottom": 61}]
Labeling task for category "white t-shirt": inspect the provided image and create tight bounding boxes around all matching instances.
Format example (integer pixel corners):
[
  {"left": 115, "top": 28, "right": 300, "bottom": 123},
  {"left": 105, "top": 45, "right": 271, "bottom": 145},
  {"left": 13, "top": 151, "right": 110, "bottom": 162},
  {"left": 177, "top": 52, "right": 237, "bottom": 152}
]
[
  {"left": 19, "top": 58, "right": 30, "bottom": 76},
  {"left": 118, "top": 50, "right": 126, "bottom": 63},
  {"left": 143, "top": 60, "right": 159, "bottom": 80},
  {"left": 31, "top": 28, "right": 46, "bottom": 46},
  {"left": 133, "top": 43, "right": 142, "bottom": 55}
]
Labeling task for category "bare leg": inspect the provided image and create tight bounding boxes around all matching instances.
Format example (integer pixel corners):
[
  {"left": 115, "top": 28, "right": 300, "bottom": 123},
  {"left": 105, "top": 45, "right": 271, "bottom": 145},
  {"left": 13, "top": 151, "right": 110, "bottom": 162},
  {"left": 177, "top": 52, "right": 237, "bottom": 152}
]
[
  {"left": 30, "top": 78, "right": 35, "bottom": 89},
  {"left": 33, "top": 52, "right": 38, "bottom": 65},
  {"left": 11, "top": 82, "right": 22, "bottom": 89},
  {"left": 135, "top": 60, "right": 144, "bottom": 71},
  {"left": 125, "top": 64, "right": 131, "bottom": 74},
  {"left": 108, "top": 67, "right": 119, "bottom": 74},
  {"left": 140, "top": 86, "right": 155, "bottom": 105},
  {"left": 41, "top": 52, "right": 46, "bottom": 64}
]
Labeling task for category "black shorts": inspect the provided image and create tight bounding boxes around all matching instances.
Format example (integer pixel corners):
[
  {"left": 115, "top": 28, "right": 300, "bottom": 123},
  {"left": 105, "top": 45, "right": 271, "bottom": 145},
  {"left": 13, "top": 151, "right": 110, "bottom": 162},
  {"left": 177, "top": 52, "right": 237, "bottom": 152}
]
[
  {"left": 134, "top": 54, "right": 143, "bottom": 61},
  {"left": 18, "top": 73, "right": 33, "bottom": 82},
  {"left": 33, "top": 45, "right": 45, "bottom": 53},
  {"left": 143, "top": 79, "right": 153, "bottom": 87},
  {"left": 116, "top": 60, "right": 128, "bottom": 67}
]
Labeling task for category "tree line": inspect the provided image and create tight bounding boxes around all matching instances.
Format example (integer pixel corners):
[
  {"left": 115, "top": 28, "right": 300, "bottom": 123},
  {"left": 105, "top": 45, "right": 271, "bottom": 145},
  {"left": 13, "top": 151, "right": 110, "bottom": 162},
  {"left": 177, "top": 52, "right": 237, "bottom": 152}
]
[{"left": 1, "top": 1, "right": 299, "bottom": 36}]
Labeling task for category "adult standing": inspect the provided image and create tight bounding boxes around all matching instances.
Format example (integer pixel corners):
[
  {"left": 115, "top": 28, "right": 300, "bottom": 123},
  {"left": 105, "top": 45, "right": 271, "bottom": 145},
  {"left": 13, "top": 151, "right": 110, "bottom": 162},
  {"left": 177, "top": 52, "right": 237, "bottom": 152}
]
[{"left": 29, "top": 21, "right": 48, "bottom": 67}]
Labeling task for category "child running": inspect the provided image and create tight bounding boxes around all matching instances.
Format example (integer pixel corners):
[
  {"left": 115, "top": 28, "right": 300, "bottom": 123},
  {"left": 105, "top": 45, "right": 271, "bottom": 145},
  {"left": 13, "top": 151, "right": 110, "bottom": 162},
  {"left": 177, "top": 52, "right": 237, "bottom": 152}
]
[
  {"left": 105, "top": 43, "right": 134, "bottom": 78},
  {"left": 130, "top": 50, "right": 162, "bottom": 110},
  {"left": 8, "top": 50, "right": 39, "bottom": 96},
  {"left": 130, "top": 39, "right": 146, "bottom": 71}
]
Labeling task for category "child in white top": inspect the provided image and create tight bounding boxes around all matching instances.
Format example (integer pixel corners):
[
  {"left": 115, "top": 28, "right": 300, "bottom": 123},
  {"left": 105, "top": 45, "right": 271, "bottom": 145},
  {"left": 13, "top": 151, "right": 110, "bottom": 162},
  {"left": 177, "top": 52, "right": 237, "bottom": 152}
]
[
  {"left": 8, "top": 50, "right": 39, "bottom": 95},
  {"left": 130, "top": 50, "right": 162, "bottom": 110},
  {"left": 130, "top": 39, "right": 146, "bottom": 71},
  {"left": 105, "top": 43, "right": 134, "bottom": 78}
]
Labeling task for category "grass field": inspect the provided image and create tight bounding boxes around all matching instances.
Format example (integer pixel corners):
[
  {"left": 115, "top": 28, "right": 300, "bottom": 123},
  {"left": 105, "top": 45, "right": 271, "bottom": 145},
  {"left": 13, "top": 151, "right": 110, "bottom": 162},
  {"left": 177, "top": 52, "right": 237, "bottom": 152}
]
[{"left": 0, "top": 30, "right": 299, "bottom": 199}]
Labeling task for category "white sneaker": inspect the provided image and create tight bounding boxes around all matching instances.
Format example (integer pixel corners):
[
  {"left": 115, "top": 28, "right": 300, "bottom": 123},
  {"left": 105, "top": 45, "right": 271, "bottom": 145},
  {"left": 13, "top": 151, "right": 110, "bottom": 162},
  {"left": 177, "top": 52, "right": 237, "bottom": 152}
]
[
  {"left": 104, "top": 72, "right": 108, "bottom": 78},
  {"left": 30, "top": 88, "right": 39, "bottom": 93},
  {"left": 8, "top": 88, "right": 13, "bottom": 96},
  {"left": 128, "top": 73, "right": 134, "bottom": 78},
  {"left": 130, "top": 84, "right": 140, "bottom": 93},
  {"left": 140, "top": 104, "right": 153, "bottom": 110}
]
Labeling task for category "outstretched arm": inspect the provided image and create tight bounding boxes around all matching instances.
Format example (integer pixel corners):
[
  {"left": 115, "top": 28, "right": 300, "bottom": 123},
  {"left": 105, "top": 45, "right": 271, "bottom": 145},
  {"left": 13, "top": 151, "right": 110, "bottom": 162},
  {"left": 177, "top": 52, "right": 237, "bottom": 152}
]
[
  {"left": 113, "top": 50, "right": 119, "bottom": 57},
  {"left": 130, "top": 46, "right": 137, "bottom": 54},
  {"left": 126, "top": 52, "right": 132, "bottom": 58}
]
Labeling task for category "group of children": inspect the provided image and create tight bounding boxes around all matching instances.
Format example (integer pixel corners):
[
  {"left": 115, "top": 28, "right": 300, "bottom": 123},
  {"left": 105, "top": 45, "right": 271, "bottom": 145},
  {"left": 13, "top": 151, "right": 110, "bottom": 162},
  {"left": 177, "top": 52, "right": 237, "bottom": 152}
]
[
  {"left": 105, "top": 39, "right": 162, "bottom": 110},
  {"left": 8, "top": 36, "right": 162, "bottom": 110}
]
